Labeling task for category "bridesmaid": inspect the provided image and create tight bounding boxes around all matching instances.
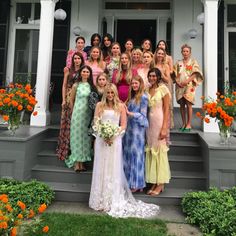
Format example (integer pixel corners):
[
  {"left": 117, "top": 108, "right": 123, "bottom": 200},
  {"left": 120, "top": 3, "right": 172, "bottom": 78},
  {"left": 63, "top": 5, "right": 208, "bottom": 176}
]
[
  {"left": 124, "top": 38, "right": 134, "bottom": 56},
  {"left": 131, "top": 48, "right": 143, "bottom": 70},
  {"left": 56, "top": 52, "right": 85, "bottom": 160},
  {"left": 112, "top": 52, "right": 137, "bottom": 102},
  {"left": 141, "top": 38, "right": 152, "bottom": 53},
  {"left": 66, "top": 36, "right": 87, "bottom": 68},
  {"left": 123, "top": 75, "right": 148, "bottom": 192},
  {"left": 86, "top": 46, "right": 106, "bottom": 86},
  {"left": 65, "top": 65, "right": 94, "bottom": 171},
  {"left": 145, "top": 68, "right": 171, "bottom": 196}
]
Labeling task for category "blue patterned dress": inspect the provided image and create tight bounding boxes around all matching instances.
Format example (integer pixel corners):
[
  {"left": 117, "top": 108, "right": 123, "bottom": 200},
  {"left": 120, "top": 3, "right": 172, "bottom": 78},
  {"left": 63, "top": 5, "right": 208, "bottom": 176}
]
[{"left": 123, "top": 94, "right": 149, "bottom": 189}]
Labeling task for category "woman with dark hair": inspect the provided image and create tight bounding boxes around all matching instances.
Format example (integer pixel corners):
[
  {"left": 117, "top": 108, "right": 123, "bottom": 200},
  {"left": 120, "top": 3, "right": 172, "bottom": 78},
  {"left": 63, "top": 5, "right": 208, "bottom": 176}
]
[
  {"left": 84, "top": 33, "right": 102, "bottom": 58},
  {"left": 56, "top": 52, "right": 85, "bottom": 161},
  {"left": 141, "top": 38, "right": 152, "bottom": 53},
  {"left": 156, "top": 40, "right": 174, "bottom": 74},
  {"left": 65, "top": 65, "right": 94, "bottom": 172},
  {"left": 101, "top": 33, "right": 114, "bottom": 63},
  {"left": 124, "top": 38, "right": 134, "bottom": 56},
  {"left": 66, "top": 36, "right": 87, "bottom": 68},
  {"left": 145, "top": 67, "right": 171, "bottom": 196},
  {"left": 123, "top": 75, "right": 148, "bottom": 192}
]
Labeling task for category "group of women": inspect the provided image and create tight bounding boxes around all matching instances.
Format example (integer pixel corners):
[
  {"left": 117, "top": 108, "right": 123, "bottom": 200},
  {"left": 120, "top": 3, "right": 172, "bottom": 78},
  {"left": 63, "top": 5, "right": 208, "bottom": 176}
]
[{"left": 56, "top": 33, "right": 203, "bottom": 218}]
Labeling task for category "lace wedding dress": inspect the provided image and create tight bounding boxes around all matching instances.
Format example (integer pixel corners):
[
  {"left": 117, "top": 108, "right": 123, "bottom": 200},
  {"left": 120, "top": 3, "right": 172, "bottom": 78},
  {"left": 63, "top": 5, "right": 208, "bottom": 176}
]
[{"left": 89, "top": 110, "right": 160, "bottom": 218}]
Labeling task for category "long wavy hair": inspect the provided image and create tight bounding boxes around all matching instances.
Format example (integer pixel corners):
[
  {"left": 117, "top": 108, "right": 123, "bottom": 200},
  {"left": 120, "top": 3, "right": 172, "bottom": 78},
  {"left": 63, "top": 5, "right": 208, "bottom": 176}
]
[
  {"left": 115, "top": 52, "right": 132, "bottom": 84},
  {"left": 76, "top": 65, "right": 95, "bottom": 90},
  {"left": 99, "top": 83, "right": 121, "bottom": 115},
  {"left": 154, "top": 47, "right": 167, "bottom": 66},
  {"left": 88, "top": 46, "right": 104, "bottom": 69},
  {"left": 70, "top": 52, "right": 85, "bottom": 78},
  {"left": 127, "top": 75, "right": 145, "bottom": 105}
]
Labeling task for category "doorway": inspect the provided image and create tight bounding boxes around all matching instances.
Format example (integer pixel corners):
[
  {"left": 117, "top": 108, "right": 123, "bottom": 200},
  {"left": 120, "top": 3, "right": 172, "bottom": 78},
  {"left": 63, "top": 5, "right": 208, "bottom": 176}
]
[{"left": 116, "top": 20, "right": 156, "bottom": 52}]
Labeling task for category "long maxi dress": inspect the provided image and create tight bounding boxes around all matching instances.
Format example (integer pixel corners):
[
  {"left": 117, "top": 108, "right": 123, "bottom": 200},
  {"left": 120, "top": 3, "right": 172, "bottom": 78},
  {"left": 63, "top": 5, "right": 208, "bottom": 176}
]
[
  {"left": 56, "top": 71, "right": 78, "bottom": 160},
  {"left": 65, "top": 82, "right": 92, "bottom": 168},
  {"left": 123, "top": 93, "right": 149, "bottom": 190},
  {"left": 89, "top": 109, "right": 159, "bottom": 218},
  {"left": 145, "top": 84, "right": 171, "bottom": 185}
]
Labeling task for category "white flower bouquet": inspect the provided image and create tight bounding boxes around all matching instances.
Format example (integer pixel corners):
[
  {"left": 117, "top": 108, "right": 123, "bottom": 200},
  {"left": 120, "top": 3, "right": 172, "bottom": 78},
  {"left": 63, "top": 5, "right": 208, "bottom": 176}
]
[{"left": 92, "top": 118, "right": 120, "bottom": 145}]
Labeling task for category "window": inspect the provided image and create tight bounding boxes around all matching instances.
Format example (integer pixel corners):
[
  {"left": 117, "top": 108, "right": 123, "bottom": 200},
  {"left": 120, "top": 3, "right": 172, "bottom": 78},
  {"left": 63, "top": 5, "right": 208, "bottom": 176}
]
[{"left": 227, "top": 5, "right": 236, "bottom": 27}]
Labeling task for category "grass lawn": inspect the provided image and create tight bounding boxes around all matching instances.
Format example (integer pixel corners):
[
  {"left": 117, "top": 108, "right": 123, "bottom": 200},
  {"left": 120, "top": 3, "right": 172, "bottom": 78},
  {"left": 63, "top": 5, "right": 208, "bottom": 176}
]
[{"left": 28, "top": 212, "right": 172, "bottom": 236}]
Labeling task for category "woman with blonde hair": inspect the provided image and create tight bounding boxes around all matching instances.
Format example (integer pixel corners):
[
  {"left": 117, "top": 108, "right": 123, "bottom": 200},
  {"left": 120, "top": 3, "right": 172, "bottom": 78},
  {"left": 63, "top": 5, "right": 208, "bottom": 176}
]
[
  {"left": 131, "top": 48, "right": 143, "bottom": 70},
  {"left": 112, "top": 52, "right": 137, "bottom": 102},
  {"left": 137, "top": 51, "right": 154, "bottom": 88},
  {"left": 123, "top": 75, "right": 148, "bottom": 192},
  {"left": 89, "top": 83, "right": 159, "bottom": 218},
  {"left": 86, "top": 46, "right": 106, "bottom": 86}
]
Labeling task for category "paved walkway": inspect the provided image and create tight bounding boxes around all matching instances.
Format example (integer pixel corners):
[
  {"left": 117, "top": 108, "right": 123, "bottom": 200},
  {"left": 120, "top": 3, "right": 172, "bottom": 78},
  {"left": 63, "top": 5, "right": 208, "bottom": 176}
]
[{"left": 47, "top": 201, "right": 202, "bottom": 236}]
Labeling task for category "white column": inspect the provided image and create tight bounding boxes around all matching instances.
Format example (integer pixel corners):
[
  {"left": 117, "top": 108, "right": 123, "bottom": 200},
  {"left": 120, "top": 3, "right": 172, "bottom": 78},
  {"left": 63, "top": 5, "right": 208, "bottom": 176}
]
[
  {"left": 202, "top": 0, "right": 219, "bottom": 132},
  {"left": 157, "top": 17, "right": 168, "bottom": 43},
  {"left": 30, "top": 0, "right": 58, "bottom": 126}
]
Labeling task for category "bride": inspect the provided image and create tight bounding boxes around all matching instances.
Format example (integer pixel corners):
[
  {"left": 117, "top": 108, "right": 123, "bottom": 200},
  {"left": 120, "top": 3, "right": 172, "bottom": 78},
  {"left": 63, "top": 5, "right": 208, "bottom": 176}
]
[{"left": 89, "top": 83, "right": 160, "bottom": 218}]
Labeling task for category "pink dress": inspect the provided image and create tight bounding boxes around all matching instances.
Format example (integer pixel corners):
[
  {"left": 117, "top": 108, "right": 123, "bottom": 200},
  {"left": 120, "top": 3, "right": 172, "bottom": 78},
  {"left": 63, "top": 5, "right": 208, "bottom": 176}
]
[
  {"left": 86, "top": 62, "right": 104, "bottom": 86},
  {"left": 112, "top": 69, "right": 137, "bottom": 102},
  {"left": 66, "top": 49, "right": 87, "bottom": 68}
]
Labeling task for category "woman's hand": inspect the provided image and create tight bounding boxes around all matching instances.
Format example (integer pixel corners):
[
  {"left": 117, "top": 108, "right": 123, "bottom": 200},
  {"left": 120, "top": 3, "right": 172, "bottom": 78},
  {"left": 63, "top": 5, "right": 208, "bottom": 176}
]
[
  {"left": 159, "top": 127, "right": 167, "bottom": 140},
  {"left": 124, "top": 104, "right": 134, "bottom": 117},
  {"left": 104, "top": 137, "right": 114, "bottom": 146},
  {"left": 62, "top": 101, "right": 66, "bottom": 108}
]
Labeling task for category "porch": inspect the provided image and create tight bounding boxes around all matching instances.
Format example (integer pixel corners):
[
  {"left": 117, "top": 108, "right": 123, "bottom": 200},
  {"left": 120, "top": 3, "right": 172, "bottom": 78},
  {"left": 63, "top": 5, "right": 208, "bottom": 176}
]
[{"left": 1, "top": 107, "right": 236, "bottom": 205}]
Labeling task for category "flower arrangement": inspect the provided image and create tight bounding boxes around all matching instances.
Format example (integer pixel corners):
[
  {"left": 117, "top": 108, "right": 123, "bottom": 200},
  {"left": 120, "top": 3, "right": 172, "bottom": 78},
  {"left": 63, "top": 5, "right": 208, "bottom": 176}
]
[
  {"left": 93, "top": 118, "right": 120, "bottom": 145},
  {"left": 0, "top": 194, "right": 49, "bottom": 235},
  {"left": 0, "top": 83, "right": 37, "bottom": 134},
  {"left": 196, "top": 89, "right": 236, "bottom": 143}
]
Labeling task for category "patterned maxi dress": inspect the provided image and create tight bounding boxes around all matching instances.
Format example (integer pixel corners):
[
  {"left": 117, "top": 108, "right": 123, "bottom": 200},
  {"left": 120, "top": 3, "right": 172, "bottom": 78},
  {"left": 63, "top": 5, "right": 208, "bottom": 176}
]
[
  {"left": 145, "top": 84, "right": 171, "bottom": 185},
  {"left": 123, "top": 94, "right": 149, "bottom": 189},
  {"left": 65, "top": 82, "right": 92, "bottom": 167},
  {"left": 174, "top": 58, "right": 203, "bottom": 105},
  {"left": 56, "top": 72, "right": 77, "bottom": 160}
]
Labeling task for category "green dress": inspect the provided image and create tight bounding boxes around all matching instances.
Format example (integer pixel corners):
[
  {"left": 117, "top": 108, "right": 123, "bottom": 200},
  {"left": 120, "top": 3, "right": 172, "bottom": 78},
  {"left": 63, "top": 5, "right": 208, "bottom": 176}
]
[{"left": 65, "top": 82, "right": 92, "bottom": 168}]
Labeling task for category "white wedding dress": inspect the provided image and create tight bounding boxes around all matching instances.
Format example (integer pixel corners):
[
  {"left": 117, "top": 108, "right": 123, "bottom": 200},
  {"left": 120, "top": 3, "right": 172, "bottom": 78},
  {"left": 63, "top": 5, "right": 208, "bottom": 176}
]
[{"left": 89, "top": 110, "right": 160, "bottom": 218}]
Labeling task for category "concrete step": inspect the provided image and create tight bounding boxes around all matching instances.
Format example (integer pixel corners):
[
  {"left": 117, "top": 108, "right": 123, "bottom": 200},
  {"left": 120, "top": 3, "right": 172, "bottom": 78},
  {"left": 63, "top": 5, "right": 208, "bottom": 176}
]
[
  {"left": 41, "top": 137, "right": 58, "bottom": 150},
  {"left": 32, "top": 165, "right": 206, "bottom": 189},
  {"left": 169, "top": 140, "right": 201, "bottom": 155},
  {"left": 170, "top": 130, "right": 199, "bottom": 142},
  {"left": 44, "top": 181, "right": 195, "bottom": 205},
  {"left": 169, "top": 155, "right": 204, "bottom": 172}
]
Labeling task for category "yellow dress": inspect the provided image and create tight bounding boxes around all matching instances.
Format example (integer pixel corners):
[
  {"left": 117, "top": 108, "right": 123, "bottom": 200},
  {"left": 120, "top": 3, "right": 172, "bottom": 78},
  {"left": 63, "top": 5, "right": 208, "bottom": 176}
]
[{"left": 145, "top": 84, "right": 171, "bottom": 184}]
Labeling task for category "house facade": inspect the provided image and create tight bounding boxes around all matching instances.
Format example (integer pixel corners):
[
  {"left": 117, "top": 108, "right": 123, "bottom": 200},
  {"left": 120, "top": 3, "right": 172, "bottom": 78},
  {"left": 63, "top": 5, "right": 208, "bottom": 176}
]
[{"left": 0, "top": 0, "right": 235, "bottom": 131}]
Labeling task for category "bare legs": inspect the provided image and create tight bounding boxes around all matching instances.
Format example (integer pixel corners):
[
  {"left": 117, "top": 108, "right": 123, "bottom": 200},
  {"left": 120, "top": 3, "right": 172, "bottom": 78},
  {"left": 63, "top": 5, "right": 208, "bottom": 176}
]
[
  {"left": 147, "top": 184, "right": 164, "bottom": 196},
  {"left": 178, "top": 98, "right": 192, "bottom": 129},
  {"left": 74, "top": 162, "right": 86, "bottom": 172}
]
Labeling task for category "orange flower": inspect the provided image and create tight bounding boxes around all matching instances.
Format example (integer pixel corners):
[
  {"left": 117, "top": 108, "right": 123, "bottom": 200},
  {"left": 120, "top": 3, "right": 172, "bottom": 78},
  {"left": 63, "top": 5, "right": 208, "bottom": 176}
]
[
  {"left": 10, "top": 227, "right": 17, "bottom": 236},
  {"left": 5, "top": 204, "right": 13, "bottom": 212},
  {"left": 220, "top": 95, "right": 224, "bottom": 99},
  {"left": 204, "top": 117, "right": 210, "bottom": 123},
  {"left": 26, "top": 105, "right": 33, "bottom": 111},
  {"left": 38, "top": 203, "right": 47, "bottom": 213},
  {"left": 42, "top": 225, "right": 49, "bottom": 233},
  {"left": 1, "top": 196, "right": 8, "bottom": 203},
  {"left": 17, "top": 105, "right": 23, "bottom": 111},
  {"left": 2, "top": 115, "right": 9, "bottom": 121},
  {"left": 17, "top": 213, "right": 23, "bottom": 219},
  {"left": 28, "top": 209, "right": 35, "bottom": 218},
  {"left": 11, "top": 100, "right": 18, "bottom": 107},
  {"left": 3, "top": 97, "right": 10, "bottom": 104},
  {"left": 17, "top": 201, "right": 26, "bottom": 211},
  {"left": 32, "top": 111, "right": 38, "bottom": 116},
  {"left": 0, "top": 221, "right": 8, "bottom": 229}
]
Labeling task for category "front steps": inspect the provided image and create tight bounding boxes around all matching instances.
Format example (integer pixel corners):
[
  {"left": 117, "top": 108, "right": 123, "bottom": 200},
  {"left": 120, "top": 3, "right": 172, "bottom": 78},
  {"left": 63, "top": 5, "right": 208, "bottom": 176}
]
[{"left": 31, "top": 126, "right": 207, "bottom": 205}]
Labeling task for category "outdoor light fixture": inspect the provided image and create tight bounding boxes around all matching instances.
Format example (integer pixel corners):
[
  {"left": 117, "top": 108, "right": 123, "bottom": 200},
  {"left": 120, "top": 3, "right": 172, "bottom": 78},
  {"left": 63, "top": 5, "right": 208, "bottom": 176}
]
[
  {"left": 72, "top": 26, "right": 82, "bottom": 36},
  {"left": 188, "top": 29, "right": 198, "bottom": 39},
  {"left": 197, "top": 12, "right": 205, "bottom": 25},
  {"left": 54, "top": 8, "right": 67, "bottom": 21}
]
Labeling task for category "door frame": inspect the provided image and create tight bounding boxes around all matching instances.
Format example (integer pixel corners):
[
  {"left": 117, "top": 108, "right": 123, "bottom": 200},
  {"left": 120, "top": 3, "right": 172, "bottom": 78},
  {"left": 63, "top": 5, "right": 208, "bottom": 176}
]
[{"left": 224, "top": 0, "right": 236, "bottom": 90}]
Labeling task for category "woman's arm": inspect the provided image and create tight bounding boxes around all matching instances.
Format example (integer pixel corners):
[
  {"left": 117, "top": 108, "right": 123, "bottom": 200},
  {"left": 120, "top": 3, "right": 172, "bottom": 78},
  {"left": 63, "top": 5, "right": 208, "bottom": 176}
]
[
  {"left": 161, "top": 65, "right": 171, "bottom": 84},
  {"left": 70, "top": 83, "right": 77, "bottom": 112},
  {"left": 62, "top": 68, "right": 69, "bottom": 107},
  {"left": 160, "top": 93, "right": 170, "bottom": 139},
  {"left": 120, "top": 103, "right": 127, "bottom": 132}
]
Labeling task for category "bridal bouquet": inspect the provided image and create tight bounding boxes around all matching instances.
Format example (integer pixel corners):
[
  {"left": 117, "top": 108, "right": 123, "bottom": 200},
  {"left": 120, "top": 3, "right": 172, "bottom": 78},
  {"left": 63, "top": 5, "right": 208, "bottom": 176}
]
[{"left": 93, "top": 118, "right": 120, "bottom": 145}]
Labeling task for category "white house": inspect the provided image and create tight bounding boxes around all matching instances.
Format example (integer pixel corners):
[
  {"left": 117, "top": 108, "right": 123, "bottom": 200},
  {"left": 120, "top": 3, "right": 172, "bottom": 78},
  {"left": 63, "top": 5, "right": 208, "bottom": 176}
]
[{"left": 1, "top": 0, "right": 235, "bottom": 132}]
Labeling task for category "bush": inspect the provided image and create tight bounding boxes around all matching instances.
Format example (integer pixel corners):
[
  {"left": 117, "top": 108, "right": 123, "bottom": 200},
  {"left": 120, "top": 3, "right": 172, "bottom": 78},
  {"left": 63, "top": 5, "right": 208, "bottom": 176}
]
[
  {"left": 0, "top": 178, "right": 54, "bottom": 212},
  {"left": 182, "top": 187, "right": 236, "bottom": 236}
]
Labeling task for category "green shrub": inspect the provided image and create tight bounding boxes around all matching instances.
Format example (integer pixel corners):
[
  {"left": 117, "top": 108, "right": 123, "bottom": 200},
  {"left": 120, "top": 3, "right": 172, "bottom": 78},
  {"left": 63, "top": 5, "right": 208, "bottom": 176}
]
[
  {"left": 182, "top": 187, "right": 236, "bottom": 236},
  {"left": 0, "top": 178, "right": 54, "bottom": 211}
]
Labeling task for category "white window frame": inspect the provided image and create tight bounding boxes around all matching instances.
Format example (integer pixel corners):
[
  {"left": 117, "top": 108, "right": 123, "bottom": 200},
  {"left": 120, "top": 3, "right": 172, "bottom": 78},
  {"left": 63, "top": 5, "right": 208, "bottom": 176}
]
[{"left": 6, "top": 0, "right": 40, "bottom": 85}]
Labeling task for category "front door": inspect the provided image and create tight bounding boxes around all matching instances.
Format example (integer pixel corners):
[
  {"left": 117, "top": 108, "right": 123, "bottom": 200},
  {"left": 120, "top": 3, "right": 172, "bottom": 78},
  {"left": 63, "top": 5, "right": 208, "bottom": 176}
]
[{"left": 116, "top": 19, "right": 156, "bottom": 52}]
